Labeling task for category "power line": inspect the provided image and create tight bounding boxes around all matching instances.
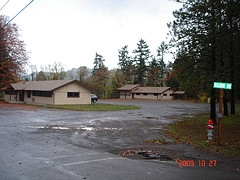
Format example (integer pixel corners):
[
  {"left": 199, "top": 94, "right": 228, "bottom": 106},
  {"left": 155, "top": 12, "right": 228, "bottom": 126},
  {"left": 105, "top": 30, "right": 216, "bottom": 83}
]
[
  {"left": 0, "top": 0, "right": 10, "bottom": 12},
  {"left": 26, "top": 0, "right": 41, "bottom": 12},
  {"left": 4, "top": 0, "right": 34, "bottom": 27}
]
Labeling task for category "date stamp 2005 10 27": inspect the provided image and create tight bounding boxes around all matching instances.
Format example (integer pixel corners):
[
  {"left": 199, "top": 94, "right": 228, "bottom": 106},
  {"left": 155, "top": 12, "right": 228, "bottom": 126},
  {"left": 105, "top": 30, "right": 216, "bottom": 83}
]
[{"left": 178, "top": 159, "right": 217, "bottom": 167}]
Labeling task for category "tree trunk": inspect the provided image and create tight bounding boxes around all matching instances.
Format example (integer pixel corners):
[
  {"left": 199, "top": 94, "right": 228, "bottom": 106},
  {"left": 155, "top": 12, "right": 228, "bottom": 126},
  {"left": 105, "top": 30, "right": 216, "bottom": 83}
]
[
  {"left": 209, "top": 1, "right": 217, "bottom": 125},
  {"left": 223, "top": 90, "right": 228, "bottom": 116},
  {"left": 229, "top": 19, "right": 235, "bottom": 115},
  {"left": 230, "top": 83, "right": 235, "bottom": 114}
]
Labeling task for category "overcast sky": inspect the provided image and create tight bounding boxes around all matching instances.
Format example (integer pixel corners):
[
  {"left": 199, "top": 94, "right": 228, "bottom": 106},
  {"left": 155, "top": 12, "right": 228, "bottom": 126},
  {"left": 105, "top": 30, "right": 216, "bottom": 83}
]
[{"left": 1, "top": 0, "right": 182, "bottom": 70}]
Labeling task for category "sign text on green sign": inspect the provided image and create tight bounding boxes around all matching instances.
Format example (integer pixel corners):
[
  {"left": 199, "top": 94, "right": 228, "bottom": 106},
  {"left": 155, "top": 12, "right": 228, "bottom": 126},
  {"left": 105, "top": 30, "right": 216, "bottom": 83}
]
[{"left": 213, "top": 82, "right": 232, "bottom": 90}]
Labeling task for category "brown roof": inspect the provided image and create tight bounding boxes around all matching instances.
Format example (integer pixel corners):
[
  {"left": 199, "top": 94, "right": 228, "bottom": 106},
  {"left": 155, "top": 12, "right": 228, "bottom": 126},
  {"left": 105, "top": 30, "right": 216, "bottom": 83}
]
[
  {"left": 172, "top": 91, "right": 186, "bottom": 94},
  {"left": 117, "top": 84, "right": 140, "bottom": 91},
  {"left": 132, "top": 87, "right": 171, "bottom": 94},
  {"left": 10, "top": 80, "right": 94, "bottom": 92}
]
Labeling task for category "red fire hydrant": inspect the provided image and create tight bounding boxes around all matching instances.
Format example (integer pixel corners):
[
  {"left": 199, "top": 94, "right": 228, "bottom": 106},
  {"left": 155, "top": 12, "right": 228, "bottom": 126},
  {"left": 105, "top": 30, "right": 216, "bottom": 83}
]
[{"left": 206, "top": 119, "right": 214, "bottom": 141}]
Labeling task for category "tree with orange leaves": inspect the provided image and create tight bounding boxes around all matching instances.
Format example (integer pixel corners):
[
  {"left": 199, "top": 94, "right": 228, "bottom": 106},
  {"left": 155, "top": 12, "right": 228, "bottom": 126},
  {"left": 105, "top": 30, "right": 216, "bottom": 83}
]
[{"left": 0, "top": 15, "right": 28, "bottom": 88}]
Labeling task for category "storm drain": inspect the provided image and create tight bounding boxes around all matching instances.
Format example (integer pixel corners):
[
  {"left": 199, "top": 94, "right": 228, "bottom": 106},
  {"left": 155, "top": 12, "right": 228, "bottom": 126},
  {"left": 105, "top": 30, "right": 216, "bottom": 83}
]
[
  {"left": 119, "top": 150, "right": 172, "bottom": 161},
  {"left": 138, "top": 151, "right": 172, "bottom": 161}
]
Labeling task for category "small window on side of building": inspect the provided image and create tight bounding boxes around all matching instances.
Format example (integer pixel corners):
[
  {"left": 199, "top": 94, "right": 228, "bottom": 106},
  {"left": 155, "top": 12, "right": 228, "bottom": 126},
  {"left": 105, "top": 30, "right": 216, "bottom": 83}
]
[{"left": 67, "top": 92, "right": 80, "bottom": 98}]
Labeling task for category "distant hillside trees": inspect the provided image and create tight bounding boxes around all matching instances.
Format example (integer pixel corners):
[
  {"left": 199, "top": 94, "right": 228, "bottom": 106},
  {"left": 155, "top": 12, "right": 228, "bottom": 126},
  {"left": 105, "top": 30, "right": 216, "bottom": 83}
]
[
  {"left": 29, "top": 62, "right": 66, "bottom": 81},
  {"left": 78, "top": 66, "right": 89, "bottom": 82}
]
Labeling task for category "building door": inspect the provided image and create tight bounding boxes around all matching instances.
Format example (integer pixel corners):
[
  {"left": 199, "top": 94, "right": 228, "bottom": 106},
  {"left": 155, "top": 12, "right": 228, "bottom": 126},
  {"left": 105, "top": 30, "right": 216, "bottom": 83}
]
[{"left": 19, "top": 91, "right": 24, "bottom": 101}]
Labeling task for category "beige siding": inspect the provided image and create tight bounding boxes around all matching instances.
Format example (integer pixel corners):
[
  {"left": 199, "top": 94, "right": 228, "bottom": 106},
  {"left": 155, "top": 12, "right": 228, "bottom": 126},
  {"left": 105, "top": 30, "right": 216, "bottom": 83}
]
[
  {"left": 4, "top": 94, "right": 17, "bottom": 102},
  {"left": 26, "top": 95, "right": 53, "bottom": 105},
  {"left": 53, "top": 83, "right": 91, "bottom": 105},
  {"left": 119, "top": 91, "right": 132, "bottom": 99},
  {"left": 133, "top": 90, "right": 174, "bottom": 100}
]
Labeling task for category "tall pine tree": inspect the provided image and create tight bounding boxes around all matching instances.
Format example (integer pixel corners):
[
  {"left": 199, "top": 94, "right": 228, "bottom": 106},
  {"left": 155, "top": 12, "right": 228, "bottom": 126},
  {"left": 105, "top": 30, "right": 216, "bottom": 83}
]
[
  {"left": 118, "top": 45, "right": 134, "bottom": 84},
  {"left": 132, "top": 39, "right": 150, "bottom": 86},
  {"left": 157, "top": 42, "right": 168, "bottom": 86},
  {"left": 92, "top": 53, "right": 109, "bottom": 98},
  {"left": 92, "top": 52, "right": 105, "bottom": 76},
  {"left": 148, "top": 56, "right": 160, "bottom": 87}
]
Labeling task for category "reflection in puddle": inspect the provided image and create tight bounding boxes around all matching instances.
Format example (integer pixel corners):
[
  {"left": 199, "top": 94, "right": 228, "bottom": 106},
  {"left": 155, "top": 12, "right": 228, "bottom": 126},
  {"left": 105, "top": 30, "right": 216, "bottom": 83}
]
[{"left": 31, "top": 126, "right": 123, "bottom": 131}]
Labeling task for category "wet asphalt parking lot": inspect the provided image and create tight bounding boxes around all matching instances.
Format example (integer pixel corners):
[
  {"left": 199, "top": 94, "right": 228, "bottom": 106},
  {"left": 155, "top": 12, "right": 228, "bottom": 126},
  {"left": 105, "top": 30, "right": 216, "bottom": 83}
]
[{"left": 0, "top": 99, "right": 239, "bottom": 180}]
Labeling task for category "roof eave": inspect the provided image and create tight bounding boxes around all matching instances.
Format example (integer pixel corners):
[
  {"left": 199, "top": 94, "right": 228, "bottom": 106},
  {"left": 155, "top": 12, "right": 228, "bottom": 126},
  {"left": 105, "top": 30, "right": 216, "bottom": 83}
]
[{"left": 51, "top": 80, "right": 96, "bottom": 93}]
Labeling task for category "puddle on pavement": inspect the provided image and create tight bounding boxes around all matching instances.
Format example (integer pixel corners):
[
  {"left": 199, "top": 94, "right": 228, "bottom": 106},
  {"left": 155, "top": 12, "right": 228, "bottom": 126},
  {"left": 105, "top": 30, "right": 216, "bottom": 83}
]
[
  {"left": 29, "top": 126, "right": 123, "bottom": 131},
  {"left": 146, "top": 116, "right": 155, "bottom": 119}
]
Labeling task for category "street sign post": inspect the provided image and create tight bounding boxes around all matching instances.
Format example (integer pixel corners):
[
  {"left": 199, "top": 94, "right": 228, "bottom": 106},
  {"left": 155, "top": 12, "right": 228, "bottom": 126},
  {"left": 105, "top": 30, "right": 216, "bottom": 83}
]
[{"left": 213, "top": 82, "right": 232, "bottom": 145}]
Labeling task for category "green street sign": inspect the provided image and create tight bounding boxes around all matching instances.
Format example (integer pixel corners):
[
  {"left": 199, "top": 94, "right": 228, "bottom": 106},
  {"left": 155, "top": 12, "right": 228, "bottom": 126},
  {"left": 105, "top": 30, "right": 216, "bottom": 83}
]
[{"left": 213, "top": 82, "right": 232, "bottom": 90}]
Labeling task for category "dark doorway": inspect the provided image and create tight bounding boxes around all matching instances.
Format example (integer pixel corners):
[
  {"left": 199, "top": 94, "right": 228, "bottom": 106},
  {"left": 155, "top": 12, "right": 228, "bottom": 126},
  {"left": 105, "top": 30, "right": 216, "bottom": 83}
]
[{"left": 19, "top": 91, "right": 24, "bottom": 101}]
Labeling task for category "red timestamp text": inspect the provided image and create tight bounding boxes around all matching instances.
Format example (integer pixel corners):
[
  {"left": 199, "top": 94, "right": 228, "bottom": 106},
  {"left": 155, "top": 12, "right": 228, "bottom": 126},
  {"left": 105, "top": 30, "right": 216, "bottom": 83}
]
[{"left": 178, "top": 159, "right": 217, "bottom": 167}]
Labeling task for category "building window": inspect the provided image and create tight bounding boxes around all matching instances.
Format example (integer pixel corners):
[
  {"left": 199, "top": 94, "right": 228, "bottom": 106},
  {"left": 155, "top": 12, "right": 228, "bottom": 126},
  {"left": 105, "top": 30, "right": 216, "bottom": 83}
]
[
  {"left": 143, "top": 93, "right": 147, "bottom": 96},
  {"left": 136, "top": 93, "right": 140, "bottom": 95},
  {"left": 5, "top": 90, "right": 17, "bottom": 95},
  {"left": 163, "top": 94, "right": 167, "bottom": 96},
  {"left": 27, "top": 91, "right": 31, "bottom": 98},
  {"left": 154, "top": 93, "right": 158, "bottom": 96},
  {"left": 32, "top": 91, "right": 52, "bottom": 97},
  {"left": 67, "top": 92, "right": 79, "bottom": 98}
]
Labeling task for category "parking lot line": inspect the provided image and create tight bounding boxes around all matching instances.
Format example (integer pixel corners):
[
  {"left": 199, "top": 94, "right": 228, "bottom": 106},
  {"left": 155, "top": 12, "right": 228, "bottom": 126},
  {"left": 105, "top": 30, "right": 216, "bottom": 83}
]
[{"left": 63, "top": 157, "right": 122, "bottom": 166}]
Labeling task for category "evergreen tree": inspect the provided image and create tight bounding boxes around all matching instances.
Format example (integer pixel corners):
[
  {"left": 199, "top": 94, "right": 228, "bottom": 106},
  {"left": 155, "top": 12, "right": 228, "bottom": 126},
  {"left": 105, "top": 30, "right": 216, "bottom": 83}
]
[
  {"left": 92, "top": 52, "right": 105, "bottom": 76},
  {"left": 118, "top": 45, "right": 130, "bottom": 73},
  {"left": 132, "top": 39, "right": 151, "bottom": 86},
  {"left": 157, "top": 43, "right": 168, "bottom": 86},
  {"left": 92, "top": 66, "right": 109, "bottom": 98},
  {"left": 148, "top": 56, "right": 160, "bottom": 87},
  {"left": 223, "top": 0, "right": 240, "bottom": 114},
  {"left": 157, "top": 41, "right": 168, "bottom": 62},
  {"left": 168, "top": 0, "right": 240, "bottom": 123},
  {"left": 91, "top": 53, "right": 109, "bottom": 98},
  {"left": 118, "top": 45, "right": 134, "bottom": 84}
]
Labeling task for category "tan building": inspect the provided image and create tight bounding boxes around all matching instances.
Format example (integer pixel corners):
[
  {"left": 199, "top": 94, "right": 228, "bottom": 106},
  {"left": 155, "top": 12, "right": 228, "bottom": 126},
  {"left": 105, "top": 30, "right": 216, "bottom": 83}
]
[
  {"left": 117, "top": 85, "right": 175, "bottom": 100},
  {"left": 172, "top": 91, "right": 187, "bottom": 100},
  {"left": 132, "top": 87, "right": 174, "bottom": 100},
  {"left": 4, "top": 80, "right": 94, "bottom": 105},
  {"left": 116, "top": 84, "right": 140, "bottom": 99}
]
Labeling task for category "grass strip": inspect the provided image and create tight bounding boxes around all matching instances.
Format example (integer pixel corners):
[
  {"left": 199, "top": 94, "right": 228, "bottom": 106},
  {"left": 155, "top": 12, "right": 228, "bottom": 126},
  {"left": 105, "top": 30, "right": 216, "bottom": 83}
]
[
  {"left": 43, "top": 103, "right": 140, "bottom": 111},
  {"left": 166, "top": 106, "right": 240, "bottom": 156}
]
